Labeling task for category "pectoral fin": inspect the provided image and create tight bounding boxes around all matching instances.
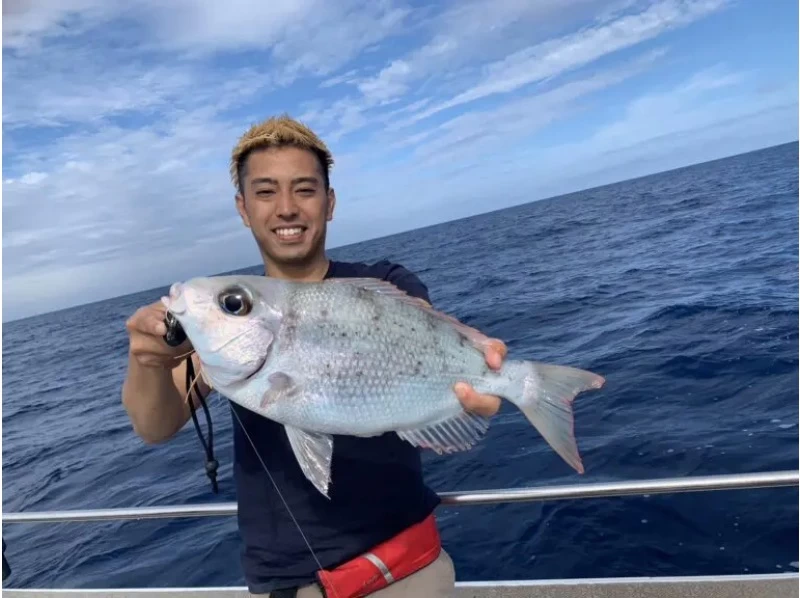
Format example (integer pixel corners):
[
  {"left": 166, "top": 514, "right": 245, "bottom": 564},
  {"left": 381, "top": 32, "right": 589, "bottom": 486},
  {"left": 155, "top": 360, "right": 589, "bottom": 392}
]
[
  {"left": 285, "top": 426, "right": 335, "bottom": 498},
  {"left": 260, "top": 372, "right": 301, "bottom": 409}
]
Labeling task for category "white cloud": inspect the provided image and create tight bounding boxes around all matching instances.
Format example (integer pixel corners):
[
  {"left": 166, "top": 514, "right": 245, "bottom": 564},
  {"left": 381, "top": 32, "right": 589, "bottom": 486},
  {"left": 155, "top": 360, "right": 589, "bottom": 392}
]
[
  {"left": 2, "top": 0, "right": 794, "bottom": 321},
  {"left": 296, "top": 0, "right": 620, "bottom": 140},
  {"left": 4, "top": 59, "right": 227, "bottom": 129},
  {"left": 3, "top": 107, "right": 249, "bottom": 310},
  {"left": 461, "top": 68, "right": 799, "bottom": 200},
  {"left": 3, "top": 0, "right": 413, "bottom": 78},
  {"left": 397, "top": 0, "right": 730, "bottom": 126},
  {"left": 357, "top": 60, "right": 414, "bottom": 104},
  {"left": 298, "top": 0, "right": 730, "bottom": 141},
  {"left": 400, "top": 49, "right": 668, "bottom": 167},
  {"left": 320, "top": 69, "right": 362, "bottom": 89},
  {"left": 2, "top": 0, "right": 116, "bottom": 51},
  {"left": 312, "top": 65, "right": 798, "bottom": 244},
  {"left": 145, "top": 0, "right": 410, "bottom": 74},
  {"left": 355, "top": 0, "right": 610, "bottom": 104}
]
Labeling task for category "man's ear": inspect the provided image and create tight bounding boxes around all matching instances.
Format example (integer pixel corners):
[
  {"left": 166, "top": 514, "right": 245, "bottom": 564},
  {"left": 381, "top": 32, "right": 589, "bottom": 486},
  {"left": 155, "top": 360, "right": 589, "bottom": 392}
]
[
  {"left": 235, "top": 192, "right": 251, "bottom": 228},
  {"left": 326, "top": 187, "right": 336, "bottom": 221}
]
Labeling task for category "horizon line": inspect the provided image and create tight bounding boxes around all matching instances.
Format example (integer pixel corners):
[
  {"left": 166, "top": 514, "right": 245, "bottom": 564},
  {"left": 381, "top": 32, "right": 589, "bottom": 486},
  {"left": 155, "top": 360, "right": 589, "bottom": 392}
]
[{"left": 4, "top": 139, "right": 797, "bottom": 324}]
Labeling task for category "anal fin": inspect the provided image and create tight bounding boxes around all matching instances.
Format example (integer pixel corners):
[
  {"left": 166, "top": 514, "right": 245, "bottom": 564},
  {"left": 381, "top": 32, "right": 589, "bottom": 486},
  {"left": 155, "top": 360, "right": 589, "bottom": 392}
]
[
  {"left": 285, "top": 426, "right": 335, "bottom": 499},
  {"left": 396, "top": 410, "right": 491, "bottom": 455}
]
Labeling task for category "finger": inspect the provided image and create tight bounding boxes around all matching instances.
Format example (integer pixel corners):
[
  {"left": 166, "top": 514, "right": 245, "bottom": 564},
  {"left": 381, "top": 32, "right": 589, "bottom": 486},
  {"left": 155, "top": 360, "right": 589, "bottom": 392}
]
[
  {"left": 473, "top": 393, "right": 501, "bottom": 417},
  {"left": 453, "top": 383, "right": 473, "bottom": 410},
  {"left": 483, "top": 340, "right": 506, "bottom": 370},
  {"left": 153, "top": 319, "right": 168, "bottom": 337},
  {"left": 485, "top": 349, "right": 501, "bottom": 370},
  {"left": 148, "top": 301, "right": 168, "bottom": 319},
  {"left": 453, "top": 383, "right": 501, "bottom": 417},
  {"left": 131, "top": 311, "right": 168, "bottom": 337}
]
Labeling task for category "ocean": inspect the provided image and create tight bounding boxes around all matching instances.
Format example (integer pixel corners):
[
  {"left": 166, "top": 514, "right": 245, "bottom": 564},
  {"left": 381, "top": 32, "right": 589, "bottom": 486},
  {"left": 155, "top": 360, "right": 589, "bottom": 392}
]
[{"left": 2, "top": 142, "right": 798, "bottom": 590}]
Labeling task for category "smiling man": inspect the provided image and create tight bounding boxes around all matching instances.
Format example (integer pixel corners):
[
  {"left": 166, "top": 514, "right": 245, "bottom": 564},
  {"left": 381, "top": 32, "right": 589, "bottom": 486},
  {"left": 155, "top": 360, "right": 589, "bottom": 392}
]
[{"left": 122, "top": 114, "right": 505, "bottom": 597}]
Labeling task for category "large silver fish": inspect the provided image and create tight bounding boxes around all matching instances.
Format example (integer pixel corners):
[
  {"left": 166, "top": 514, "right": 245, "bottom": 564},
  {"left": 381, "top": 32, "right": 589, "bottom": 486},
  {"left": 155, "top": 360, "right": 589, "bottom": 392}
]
[{"left": 163, "top": 275, "right": 605, "bottom": 497}]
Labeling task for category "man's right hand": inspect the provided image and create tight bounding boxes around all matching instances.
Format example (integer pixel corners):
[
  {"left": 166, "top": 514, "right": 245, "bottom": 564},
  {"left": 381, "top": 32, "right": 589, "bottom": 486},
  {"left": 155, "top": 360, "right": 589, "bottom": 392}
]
[
  {"left": 126, "top": 301, "right": 192, "bottom": 370},
  {"left": 122, "top": 300, "right": 201, "bottom": 444}
]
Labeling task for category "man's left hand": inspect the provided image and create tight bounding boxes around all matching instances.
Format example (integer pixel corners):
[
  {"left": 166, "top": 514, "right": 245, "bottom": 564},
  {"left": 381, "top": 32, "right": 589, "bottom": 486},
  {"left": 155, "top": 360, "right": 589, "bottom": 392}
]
[{"left": 454, "top": 339, "right": 507, "bottom": 417}]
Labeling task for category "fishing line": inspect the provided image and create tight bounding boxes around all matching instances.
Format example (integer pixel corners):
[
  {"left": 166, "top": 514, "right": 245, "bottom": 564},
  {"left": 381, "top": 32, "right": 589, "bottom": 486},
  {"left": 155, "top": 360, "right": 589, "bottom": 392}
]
[
  {"left": 227, "top": 404, "right": 332, "bottom": 581},
  {"left": 164, "top": 314, "right": 339, "bottom": 597},
  {"left": 220, "top": 377, "right": 342, "bottom": 598}
]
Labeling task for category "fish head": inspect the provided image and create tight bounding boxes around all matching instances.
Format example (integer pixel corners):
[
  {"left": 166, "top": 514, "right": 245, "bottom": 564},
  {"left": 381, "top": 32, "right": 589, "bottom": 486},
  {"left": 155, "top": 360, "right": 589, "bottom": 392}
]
[{"left": 163, "top": 276, "right": 284, "bottom": 392}]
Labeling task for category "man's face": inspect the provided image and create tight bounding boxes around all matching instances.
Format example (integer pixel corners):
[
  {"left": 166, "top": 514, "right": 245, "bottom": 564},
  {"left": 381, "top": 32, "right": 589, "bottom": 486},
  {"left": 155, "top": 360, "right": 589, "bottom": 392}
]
[{"left": 235, "top": 146, "right": 335, "bottom": 267}]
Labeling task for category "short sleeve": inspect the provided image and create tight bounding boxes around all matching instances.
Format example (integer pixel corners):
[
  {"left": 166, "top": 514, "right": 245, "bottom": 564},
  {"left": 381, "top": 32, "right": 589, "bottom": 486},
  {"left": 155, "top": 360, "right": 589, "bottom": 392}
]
[{"left": 373, "top": 260, "right": 432, "bottom": 304}]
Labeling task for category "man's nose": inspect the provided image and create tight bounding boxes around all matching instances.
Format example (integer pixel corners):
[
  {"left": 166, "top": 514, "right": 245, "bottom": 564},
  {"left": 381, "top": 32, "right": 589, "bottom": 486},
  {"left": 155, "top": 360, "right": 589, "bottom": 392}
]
[{"left": 276, "top": 192, "right": 299, "bottom": 218}]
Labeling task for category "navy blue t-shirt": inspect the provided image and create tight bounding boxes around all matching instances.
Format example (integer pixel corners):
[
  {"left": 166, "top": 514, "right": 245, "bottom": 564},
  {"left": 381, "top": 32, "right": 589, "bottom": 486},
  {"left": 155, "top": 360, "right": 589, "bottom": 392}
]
[{"left": 229, "top": 259, "right": 441, "bottom": 594}]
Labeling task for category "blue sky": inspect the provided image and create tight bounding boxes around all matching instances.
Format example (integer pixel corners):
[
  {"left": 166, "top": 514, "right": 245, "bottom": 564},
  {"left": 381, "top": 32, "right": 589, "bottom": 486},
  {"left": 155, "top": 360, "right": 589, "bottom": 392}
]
[{"left": 3, "top": 0, "right": 798, "bottom": 321}]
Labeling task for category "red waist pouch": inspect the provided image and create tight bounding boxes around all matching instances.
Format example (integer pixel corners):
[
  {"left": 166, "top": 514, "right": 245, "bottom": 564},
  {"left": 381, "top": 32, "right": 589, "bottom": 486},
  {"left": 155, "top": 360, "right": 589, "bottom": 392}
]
[{"left": 316, "top": 513, "right": 441, "bottom": 598}]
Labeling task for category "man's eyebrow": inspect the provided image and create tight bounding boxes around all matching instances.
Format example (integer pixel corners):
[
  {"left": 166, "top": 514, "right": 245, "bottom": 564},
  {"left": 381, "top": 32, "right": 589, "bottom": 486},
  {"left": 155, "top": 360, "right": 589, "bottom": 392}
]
[
  {"left": 291, "top": 176, "right": 320, "bottom": 185},
  {"left": 249, "top": 176, "right": 320, "bottom": 186}
]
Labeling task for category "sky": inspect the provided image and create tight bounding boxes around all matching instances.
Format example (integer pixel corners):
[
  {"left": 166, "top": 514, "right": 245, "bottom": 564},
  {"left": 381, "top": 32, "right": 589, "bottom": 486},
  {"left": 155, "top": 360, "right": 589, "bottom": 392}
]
[{"left": 2, "top": 0, "right": 798, "bottom": 321}]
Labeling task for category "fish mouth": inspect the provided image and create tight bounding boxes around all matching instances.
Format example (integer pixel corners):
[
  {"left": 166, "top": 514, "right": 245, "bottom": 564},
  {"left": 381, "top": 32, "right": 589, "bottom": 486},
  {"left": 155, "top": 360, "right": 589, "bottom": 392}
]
[
  {"left": 197, "top": 350, "right": 268, "bottom": 390},
  {"left": 163, "top": 282, "right": 187, "bottom": 315},
  {"left": 243, "top": 353, "right": 268, "bottom": 382}
]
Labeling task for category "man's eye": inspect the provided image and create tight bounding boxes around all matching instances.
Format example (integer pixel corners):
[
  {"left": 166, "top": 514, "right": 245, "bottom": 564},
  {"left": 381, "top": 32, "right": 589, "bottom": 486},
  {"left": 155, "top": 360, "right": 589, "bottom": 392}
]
[
  {"left": 256, "top": 189, "right": 274, "bottom": 196},
  {"left": 297, "top": 188, "right": 315, "bottom": 194}
]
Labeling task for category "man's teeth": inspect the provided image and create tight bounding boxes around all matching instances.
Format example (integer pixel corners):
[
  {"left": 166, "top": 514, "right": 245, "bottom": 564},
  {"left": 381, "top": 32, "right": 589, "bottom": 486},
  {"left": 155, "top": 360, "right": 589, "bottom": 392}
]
[{"left": 276, "top": 227, "right": 304, "bottom": 238}]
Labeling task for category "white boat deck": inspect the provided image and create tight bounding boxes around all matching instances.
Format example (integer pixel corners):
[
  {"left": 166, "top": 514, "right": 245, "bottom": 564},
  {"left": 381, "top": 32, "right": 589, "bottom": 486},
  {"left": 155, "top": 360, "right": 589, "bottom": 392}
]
[{"left": 3, "top": 574, "right": 798, "bottom": 598}]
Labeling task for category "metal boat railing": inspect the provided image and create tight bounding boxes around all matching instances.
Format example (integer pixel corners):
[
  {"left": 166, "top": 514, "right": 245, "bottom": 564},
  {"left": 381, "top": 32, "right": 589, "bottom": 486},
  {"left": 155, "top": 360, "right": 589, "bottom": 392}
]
[
  {"left": 3, "top": 470, "right": 797, "bottom": 524},
  {"left": 2, "top": 470, "right": 798, "bottom": 589}
]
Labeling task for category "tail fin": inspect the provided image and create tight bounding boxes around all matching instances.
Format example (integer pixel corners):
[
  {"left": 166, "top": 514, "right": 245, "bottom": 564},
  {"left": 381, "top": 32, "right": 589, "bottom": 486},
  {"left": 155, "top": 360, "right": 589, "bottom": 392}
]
[{"left": 507, "top": 361, "right": 605, "bottom": 474}]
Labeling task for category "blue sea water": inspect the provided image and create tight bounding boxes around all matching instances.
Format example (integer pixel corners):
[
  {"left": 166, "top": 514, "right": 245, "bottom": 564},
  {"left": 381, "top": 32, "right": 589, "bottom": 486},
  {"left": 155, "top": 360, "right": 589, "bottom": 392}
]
[{"left": 2, "top": 142, "right": 798, "bottom": 590}]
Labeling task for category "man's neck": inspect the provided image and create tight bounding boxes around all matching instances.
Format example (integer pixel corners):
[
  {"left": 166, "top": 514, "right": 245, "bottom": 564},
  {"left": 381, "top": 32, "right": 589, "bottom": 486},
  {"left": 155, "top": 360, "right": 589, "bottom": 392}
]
[{"left": 263, "top": 255, "right": 330, "bottom": 282}]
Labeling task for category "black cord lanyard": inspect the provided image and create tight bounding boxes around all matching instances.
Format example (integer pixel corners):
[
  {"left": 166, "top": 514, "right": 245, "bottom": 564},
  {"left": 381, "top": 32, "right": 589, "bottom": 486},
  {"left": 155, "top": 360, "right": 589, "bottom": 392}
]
[{"left": 164, "top": 312, "right": 219, "bottom": 494}]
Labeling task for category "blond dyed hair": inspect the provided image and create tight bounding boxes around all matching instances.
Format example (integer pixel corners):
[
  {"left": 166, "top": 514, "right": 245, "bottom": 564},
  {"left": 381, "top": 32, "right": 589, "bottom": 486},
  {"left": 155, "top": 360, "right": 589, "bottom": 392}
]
[{"left": 229, "top": 114, "right": 334, "bottom": 192}]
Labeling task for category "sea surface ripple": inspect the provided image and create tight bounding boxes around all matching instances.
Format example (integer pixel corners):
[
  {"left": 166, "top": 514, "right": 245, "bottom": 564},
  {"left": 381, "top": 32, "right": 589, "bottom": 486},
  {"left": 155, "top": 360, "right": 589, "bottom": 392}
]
[{"left": 3, "top": 143, "right": 798, "bottom": 589}]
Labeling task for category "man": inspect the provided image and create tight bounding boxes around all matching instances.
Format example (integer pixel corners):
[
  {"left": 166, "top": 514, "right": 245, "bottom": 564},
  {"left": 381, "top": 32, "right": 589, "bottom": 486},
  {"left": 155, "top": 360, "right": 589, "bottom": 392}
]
[{"left": 122, "top": 115, "right": 506, "bottom": 597}]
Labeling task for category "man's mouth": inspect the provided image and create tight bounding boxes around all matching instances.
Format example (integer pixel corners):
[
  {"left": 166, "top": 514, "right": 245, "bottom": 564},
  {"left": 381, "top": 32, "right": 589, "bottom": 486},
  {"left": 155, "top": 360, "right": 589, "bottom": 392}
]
[{"left": 273, "top": 226, "right": 307, "bottom": 242}]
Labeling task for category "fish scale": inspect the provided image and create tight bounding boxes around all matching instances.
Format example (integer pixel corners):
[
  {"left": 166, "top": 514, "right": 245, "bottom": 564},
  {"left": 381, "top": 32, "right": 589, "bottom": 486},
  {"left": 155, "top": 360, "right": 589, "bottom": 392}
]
[
  {"left": 166, "top": 274, "right": 606, "bottom": 498},
  {"left": 269, "top": 283, "right": 490, "bottom": 432}
]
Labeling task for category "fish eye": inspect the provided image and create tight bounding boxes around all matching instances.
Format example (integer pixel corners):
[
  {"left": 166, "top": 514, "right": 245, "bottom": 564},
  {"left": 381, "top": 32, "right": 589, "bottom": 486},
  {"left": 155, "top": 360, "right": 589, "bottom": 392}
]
[{"left": 218, "top": 286, "right": 252, "bottom": 316}]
